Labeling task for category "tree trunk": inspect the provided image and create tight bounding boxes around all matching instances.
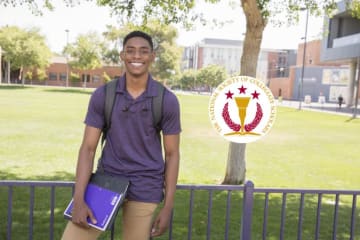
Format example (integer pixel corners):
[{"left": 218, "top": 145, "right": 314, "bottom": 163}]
[
  {"left": 223, "top": 143, "right": 246, "bottom": 184},
  {"left": 223, "top": 0, "right": 267, "bottom": 185}
]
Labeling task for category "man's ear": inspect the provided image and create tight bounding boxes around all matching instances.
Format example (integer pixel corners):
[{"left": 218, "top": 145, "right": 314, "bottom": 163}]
[{"left": 150, "top": 51, "right": 156, "bottom": 62}]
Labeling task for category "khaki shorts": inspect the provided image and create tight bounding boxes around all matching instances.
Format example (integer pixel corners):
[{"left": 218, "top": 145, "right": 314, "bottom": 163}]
[{"left": 61, "top": 201, "right": 158, "bottom": 240}]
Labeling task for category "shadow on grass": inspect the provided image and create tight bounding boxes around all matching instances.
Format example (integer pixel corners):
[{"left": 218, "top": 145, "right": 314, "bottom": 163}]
[
  {"left": 0, "top": 85, "right": 31, "bottom": 90},
  {"left": 43, "top": 88, "right": 93, "bottom": 95},
  {"left": 1, "top": 178, "right": 359, "bottom": 240}
]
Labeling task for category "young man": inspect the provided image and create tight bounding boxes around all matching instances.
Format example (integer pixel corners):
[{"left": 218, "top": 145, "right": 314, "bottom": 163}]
[{"left": 62, "top": 30, "right": 181, "bottom": 240}]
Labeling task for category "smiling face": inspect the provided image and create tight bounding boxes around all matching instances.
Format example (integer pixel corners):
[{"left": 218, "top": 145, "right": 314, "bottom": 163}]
[{"left": 120, "top": 36, "right": 155, "bottom": 79}]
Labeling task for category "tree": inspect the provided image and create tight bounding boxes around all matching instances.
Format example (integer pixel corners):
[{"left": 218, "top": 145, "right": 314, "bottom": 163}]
[
  {"left": 196, "top": 65, "right": 228, "bottom": 92},
  {"left": 0, "top": 26, "right": 52, "bottom": 85},
  {"left": 179, "top": 69, "right": 197, "bottom": 90},
  {"left": 63, "top": 31, "right": 105, "bottom": 87}
]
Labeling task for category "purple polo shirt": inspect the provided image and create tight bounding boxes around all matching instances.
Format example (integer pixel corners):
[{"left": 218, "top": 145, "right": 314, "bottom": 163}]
[{"left": 84, "top": 74, "right": 181, "bottom": 203}]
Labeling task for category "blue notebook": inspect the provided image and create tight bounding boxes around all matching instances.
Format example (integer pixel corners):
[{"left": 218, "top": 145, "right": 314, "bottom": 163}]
[{"left": 64, "top": 173, "right": 129, "bottom": 231}]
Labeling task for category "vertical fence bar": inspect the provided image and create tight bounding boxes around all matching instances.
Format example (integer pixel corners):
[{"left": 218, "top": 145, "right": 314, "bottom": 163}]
[
  {"left": 297, "top": 193, "right": 305, "bottom": 240},
  {"left": 168, "top": 209, "right": 174, "bottom": 240},
  {"left": 225, "top": 190, "right": 232, "bottom": 240},
  {"left": 349, "top": 194, "right": 357, "bottom": 240},
  {"left": 315, "top": 193, "right": 323, "bottom": 240},
  {"left": 29, "top": 185, "right": 35, "bottom": 240},
  {"left": 206, "top": 190, "right": 213, "bottom": 240},
  {"left": 241, "top": 181, "right": 254, "bottom": 240},
  {"left": 332, "top": 194, "right": 340, "bottom": 240},
  {"left": 110, "top": 221, "right": 115, "bottom": 240},
  {"left": 7, "top": 186, "right": 13, "bottom": 240},
  {"left": 188, "top": 189, "right": 194, "bottom": 240},
  {"left": 50, "top": 186, "right": 55, "bottom": 240},
  {"left": 262, "top": 192, "right": 269, "bottom": 240},
  {"left": 279, "top": 193, "right": 287, "bottom": 240}
]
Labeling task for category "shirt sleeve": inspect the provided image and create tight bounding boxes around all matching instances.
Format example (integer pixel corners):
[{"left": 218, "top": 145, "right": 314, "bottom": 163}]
[
  {"left": 84, "top": 85, "right": 106, "bottom": 130},
  {"left": 161, "top": 90, "right": 181, "bottom": 135}
]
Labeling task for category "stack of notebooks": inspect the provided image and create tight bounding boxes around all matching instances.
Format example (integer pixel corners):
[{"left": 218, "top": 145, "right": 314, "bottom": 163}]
[{"left": 64, "top": 173, "right": 129, "bottom": 231}]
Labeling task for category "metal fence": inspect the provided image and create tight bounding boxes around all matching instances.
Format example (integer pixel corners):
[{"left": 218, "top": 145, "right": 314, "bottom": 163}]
[{"left": 0, "top": 180, "right": 359, "bottom": 240}]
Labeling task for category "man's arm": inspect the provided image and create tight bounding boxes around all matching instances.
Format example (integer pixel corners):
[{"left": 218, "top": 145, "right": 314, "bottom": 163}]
[
  {"left": 151, "top": 133, "right": 180, "bottom": 237},
  {"left": 71, "top": 125, "right": 102, "bottom": 228}
]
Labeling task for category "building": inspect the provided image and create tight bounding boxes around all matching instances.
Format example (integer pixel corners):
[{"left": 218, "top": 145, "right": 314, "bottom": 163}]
[
  {"left": 182, "top": 38, "right": 296, "bottom": 85},
  {"left": 1, "top": 55, "right": 123, "bottom": 88},
  {"left": 182, "top": 38, "right": 244, "bottom": 75},
  {"left": 269, "top": 39, "right": 350, "bottom": 102},
  {"left": 321, "top": 0, "right": 360, "bottom": 107},
  {"left": 44, "top": 56, "right": 122, "bottom": 88}
]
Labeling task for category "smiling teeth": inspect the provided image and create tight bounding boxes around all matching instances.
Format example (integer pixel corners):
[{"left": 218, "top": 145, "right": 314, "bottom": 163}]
[{"left": 131, "top": 63, "right": 143, "bottom": 67}]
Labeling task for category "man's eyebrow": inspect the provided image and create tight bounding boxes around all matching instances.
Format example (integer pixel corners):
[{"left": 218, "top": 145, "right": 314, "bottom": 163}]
[{"left": 125, "top": 46, "right": 151, "bottom": 49}]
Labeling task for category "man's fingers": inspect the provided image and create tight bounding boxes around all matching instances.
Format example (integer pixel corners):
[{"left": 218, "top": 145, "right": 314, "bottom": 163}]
[{"left": 87, "top": 209, "right": 97, "bottom": 224}]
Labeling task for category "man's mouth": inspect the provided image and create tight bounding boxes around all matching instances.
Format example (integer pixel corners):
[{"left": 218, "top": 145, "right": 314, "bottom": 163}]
[{"left": 130, "top": 62, "right": 143, "bottom": 67}]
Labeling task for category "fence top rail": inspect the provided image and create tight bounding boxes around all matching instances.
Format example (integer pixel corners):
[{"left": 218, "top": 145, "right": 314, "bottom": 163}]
[
  {"left": 253, "top": 187, "right": 360, "bottom": 195},
  {"left": 0, "top": 180, "right": 74, "bottom": 187},
  {"left": 176, "top": 184, "right": 245, "bottom": 191},
  {"left": 0, "top": 180, "right": 359, "bottom": 195}
]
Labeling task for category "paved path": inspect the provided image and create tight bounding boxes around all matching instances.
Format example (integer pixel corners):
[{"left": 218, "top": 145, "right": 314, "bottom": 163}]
[{"left": 277, "top": 100, "right": 359, "bottom": 118}]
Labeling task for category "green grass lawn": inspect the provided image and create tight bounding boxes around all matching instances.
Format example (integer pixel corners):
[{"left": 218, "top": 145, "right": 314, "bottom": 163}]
[{"left": 1, "top": 85, "right": 360, "bottom": 239}]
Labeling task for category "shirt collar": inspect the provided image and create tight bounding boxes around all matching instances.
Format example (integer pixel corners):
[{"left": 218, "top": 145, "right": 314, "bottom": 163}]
[{"left": 116, "top": 74, "right": 159, "bottom": 98}]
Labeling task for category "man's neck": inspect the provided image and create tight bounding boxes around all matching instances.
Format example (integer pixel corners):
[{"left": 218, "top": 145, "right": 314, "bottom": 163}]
[{"left": 125, "top": 73, "right": 149, "bottom": 99}]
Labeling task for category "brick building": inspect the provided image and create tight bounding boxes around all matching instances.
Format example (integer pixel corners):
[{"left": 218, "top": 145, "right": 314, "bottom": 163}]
[{"left": 6, "top": 56, "right": 123, "bottom": 88}]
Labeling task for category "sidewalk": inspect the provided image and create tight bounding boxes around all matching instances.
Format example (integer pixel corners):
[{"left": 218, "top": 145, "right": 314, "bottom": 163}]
[{"left": 277, "top": 100, "right": 360, "bottom": 118}]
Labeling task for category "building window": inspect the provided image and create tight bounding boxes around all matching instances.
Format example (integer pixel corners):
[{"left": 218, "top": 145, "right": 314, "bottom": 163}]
[
  {"left": 92, "top": 75, "right": 100, "bottom": 83},
  {"left": 59, "top": 73, "right": 67, "bottom": 81},
  {"left": 82, "top": 74, "right": 90, "bottom": 83},
  {"left": 49, "top": 72, "right": 57, "bottom": 81}
]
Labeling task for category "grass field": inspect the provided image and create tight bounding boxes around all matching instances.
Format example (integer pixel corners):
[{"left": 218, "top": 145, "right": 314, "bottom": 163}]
[{"left": 1, "top": 85, "right": 360, "bottom": 239}]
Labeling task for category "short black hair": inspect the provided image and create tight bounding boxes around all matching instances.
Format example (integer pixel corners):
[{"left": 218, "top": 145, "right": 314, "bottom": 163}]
[{"left": 123, "top": 30, "right": 153, "bottom": 50}]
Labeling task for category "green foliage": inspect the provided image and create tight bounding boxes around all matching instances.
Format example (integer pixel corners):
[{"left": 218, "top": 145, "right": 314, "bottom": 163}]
[
  {"left": 25, "top": 71, "right": 33, "bottom": 80},
  {"left": 64, "top": 31, "right": 105, "bottom": 71},
  {"left": 97, "top": 0, "right": 197, "bottom": 26},
  {"left": 349, "top": 0, "right": 360, "bottom": 19},
  {"left": 197, "top": 64, "right": 228, "bottom": 91},
  {"left": 179, "top": 69, "right": 197, "bottom": 90},
  {"left": 103, "top": 71, "right": 111, "bottom": 83},
  {"left": 0, "top": 26, "right": 52, "bottom": 72},
  {"left": 70, "top": 72, "right": 80, "bottom": 82},
  {"left": 36, "top": 68, "right": 47, "bottom": 81}
]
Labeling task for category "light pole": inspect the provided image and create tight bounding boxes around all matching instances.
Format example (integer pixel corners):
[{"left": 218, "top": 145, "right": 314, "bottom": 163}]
[
  {"left": 298, "top": 8, "right": 309, "bottom": 110},
  {"left": 65, "top": 29, "right": 69, "bottom": 87}
]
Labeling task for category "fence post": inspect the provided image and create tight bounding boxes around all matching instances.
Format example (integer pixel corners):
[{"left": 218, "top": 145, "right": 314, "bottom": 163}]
[{"left": 240, "top": 180, "right": 254, "bottom": 240}]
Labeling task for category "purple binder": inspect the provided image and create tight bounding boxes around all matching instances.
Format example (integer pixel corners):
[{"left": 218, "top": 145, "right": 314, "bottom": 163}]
[{"left": 64, "top": 183, "right": 124, "bottom": 231}]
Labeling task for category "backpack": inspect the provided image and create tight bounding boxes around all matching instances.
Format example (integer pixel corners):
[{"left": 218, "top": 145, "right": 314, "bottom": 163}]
[{"left": 101, "top": 78, "right": 165, "bottom": 146}]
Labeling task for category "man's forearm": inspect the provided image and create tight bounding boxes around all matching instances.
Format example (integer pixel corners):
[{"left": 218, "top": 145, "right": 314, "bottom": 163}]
[
  {"left": 73, "top": 146, "right": 96, "bottom": 202},
  {"left": 163, "top": 152, "right": 180, "bottom": 209}
]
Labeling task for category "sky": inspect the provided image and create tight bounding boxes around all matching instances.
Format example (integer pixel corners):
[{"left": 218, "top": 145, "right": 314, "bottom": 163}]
[{"left": 0, "top": 0, "right": 325, "bottom": 53}]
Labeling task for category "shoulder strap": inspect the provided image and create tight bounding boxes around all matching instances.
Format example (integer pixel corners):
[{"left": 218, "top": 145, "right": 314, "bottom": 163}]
[
  {"left": 101, "top": 79, "right": 118, "bottom": 146},
  {"left": 101, "top": 79, "right": 164, "bottom": 146},
  {"left": 152, "top": 81, "right": 165, "bottom": 132}
]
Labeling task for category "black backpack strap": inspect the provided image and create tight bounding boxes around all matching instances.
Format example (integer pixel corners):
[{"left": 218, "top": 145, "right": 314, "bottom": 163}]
[
  {"left": 101, "top": 79, "right": 118, "bottom": 147},
  {"left": 152, "top": 81, "right": 165, "bottom": 133}
]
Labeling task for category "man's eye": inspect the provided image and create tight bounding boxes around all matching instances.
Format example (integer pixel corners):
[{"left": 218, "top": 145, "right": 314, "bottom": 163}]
[
  {"left": 126, "top": 49, "right": 136, "bottom": 55},
  {"left": 140, "top": 50, "right": 150, "bottom": 55}
]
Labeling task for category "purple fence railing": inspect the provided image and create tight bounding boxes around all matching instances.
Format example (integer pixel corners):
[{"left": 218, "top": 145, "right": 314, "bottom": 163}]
[{"left": 0, "top": 180, "right": 359, "bottom": 240}]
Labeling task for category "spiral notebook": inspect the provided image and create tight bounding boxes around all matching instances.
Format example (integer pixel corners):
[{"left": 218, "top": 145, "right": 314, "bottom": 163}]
[{"left": 64, "top": 173, "right": 129, "bottom": 231}]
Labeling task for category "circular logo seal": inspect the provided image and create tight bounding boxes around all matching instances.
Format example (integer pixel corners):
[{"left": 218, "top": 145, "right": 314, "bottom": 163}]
[{"left": 208, "top": 76, "right": 276, "bottom": 143}]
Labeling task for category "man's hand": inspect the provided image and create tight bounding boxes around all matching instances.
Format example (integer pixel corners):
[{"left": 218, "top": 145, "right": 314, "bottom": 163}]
[
  {"left": 71, "top": 200, "right": 97, "bottom": 228},
  {"left": 150, "top": 207, "right": 172, "bottom": 237}
]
